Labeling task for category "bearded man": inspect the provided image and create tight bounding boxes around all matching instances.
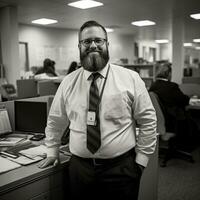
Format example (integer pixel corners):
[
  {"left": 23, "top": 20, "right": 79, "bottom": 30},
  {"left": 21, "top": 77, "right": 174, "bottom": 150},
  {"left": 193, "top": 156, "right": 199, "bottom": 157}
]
[{"left": 38, "top": 20, "right": 157, "bottom": 200}]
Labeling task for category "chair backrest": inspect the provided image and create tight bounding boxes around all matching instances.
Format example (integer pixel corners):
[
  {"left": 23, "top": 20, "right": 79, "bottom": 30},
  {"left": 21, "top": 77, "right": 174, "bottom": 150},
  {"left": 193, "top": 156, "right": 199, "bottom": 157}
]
[{"left": 149, "top": 91, "right": 166, "bottom": 136}]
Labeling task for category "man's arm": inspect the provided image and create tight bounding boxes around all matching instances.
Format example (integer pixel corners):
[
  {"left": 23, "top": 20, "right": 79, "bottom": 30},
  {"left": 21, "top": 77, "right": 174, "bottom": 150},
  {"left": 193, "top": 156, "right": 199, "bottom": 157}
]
[
  {"left": 38, "top": 81, "right": 69, "bottom": 168},
  {"left": 132, "top": 74, "right": 157, "bottom": 167}
]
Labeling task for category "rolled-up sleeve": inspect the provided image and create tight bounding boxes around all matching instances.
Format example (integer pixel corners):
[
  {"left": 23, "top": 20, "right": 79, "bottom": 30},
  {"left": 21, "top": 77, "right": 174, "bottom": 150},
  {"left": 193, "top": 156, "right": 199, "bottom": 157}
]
[{"left": 132, "top": 75, "right": 157, "bottom": 167}]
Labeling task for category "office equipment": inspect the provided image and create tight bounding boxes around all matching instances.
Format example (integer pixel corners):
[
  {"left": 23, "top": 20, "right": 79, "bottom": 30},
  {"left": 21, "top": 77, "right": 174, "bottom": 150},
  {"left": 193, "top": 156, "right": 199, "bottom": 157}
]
[
  {"left": 15, "top": 101, "right": 47, "bottom": 134},
  {"left": 0, "top": 156, "right": 21, "bottom": 174},
  {"left": 0, "top": 108, "right": 12, "bottom": 135},
  {"left": 0, "top": 109, "right": 27, "bottom": 146},
  {"left": 29, "top": 133, "right": 45, "bottom": 141}
]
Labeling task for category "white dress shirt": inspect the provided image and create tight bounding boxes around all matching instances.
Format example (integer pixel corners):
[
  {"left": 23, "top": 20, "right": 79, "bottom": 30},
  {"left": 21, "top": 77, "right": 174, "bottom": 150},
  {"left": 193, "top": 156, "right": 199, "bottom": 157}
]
[{"left": 45, "top": 63, "right": 157, "bottom": 167}]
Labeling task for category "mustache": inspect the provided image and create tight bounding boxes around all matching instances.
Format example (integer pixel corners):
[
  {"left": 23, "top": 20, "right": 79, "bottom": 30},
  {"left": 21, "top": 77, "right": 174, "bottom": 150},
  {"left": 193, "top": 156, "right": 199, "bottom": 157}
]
[{"left": 85, "top": 49, "right": 101, "bottom": 54}]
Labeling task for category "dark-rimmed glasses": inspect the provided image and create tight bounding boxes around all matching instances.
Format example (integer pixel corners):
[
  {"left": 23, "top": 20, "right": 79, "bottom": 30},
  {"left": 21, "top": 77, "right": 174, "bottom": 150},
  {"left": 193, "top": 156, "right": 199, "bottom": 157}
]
[{"left": 79, "top": 38, "right": 107, "bottom": 47}]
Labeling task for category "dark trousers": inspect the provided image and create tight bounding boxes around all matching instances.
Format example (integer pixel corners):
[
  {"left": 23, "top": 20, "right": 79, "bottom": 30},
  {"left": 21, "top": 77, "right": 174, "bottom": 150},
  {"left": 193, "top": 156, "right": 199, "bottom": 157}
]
[{"left": 68, "top": 151, "right": 142, "bottom": 200}]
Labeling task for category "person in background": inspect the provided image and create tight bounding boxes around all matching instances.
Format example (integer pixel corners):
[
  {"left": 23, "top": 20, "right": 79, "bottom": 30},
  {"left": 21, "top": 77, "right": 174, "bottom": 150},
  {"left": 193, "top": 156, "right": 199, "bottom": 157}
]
[
  {"left": 149, "top": 62, "right": 198, "bottom": 151},
  {"left": 38, "top": 20, "right": 157, "bottom": 200},
  {"left": 67, "top": 61, "right": 79, "bottom": 74},
  {"left": 35, "top": 58, "right": 57, "bottom": 77}
]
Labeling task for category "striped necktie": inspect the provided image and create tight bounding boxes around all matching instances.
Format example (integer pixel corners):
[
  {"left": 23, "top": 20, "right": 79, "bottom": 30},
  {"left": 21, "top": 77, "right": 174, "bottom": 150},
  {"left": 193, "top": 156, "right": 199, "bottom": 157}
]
[{"left": 87, "top": 72, "right": 101, "bottom": 153}]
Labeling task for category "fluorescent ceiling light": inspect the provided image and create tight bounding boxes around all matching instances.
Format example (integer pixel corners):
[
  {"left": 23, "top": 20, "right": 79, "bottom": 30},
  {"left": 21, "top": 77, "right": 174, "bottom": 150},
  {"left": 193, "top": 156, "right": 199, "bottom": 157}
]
[
  {"left": 131, "top": 20, "right": 156, "bottom": 27},
  {"left": 105, "top": 28, "right": 114, "bottom": 33},
  {"left": 184, "top": 43, "right": 192, "bottom": 47},
  {"left": 193, "top": 38, "right": 200, "bottom": 43},
  {"left": 155, "top": 39, "right": 169, "bottom": 44},
  {"left": 68, "top": 0, "right": 103, "bottom": 9},
  {"left": 195, "top": 47, "right": 200, "bottom": 50},
  {"left": 32, "top": 18, "right": 58, "bottom": 25},
  {"left": 190, "top": 13, "right": 200, "bottom": 19}
]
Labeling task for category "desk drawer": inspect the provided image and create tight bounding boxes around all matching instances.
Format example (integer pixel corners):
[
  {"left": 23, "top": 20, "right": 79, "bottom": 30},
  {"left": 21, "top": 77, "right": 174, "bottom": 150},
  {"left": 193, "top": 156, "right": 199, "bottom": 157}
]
[
  {"left": 1, "top": 177, "right": 49, "bottom": 200},
  {"left": 30, "top": 191, "right": 50, "bottom": 200}
]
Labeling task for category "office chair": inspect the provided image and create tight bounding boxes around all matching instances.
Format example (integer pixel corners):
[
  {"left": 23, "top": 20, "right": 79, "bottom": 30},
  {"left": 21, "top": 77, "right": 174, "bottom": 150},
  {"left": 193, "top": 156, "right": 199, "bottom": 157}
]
[{"left": 149, "top": 91, "right": 194, "bottom": 167}]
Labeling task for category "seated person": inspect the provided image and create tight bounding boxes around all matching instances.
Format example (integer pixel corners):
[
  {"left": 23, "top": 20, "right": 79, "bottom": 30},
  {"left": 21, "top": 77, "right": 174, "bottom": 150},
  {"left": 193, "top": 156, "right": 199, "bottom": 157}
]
[
  {"left": 67, "top": 61, "right": 79, "bottom": 75},
  {"left": 35, "top": 58, "right": 57, "bottom": 77},
  {"left": 149, "top": 62, "right": 199, "bottom": 151}
]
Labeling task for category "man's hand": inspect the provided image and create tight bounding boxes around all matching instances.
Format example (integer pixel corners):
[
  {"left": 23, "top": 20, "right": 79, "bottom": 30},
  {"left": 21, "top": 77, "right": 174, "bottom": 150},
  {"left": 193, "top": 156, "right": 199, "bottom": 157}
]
[{"left": 37, "top": 156, "right": 59, "bottom": 169}]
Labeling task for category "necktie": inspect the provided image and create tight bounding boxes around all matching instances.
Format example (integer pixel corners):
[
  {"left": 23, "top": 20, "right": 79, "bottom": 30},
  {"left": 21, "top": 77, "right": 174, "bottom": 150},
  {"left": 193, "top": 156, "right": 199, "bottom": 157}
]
[{"left": 87, "top": 73, "right": 101, "bottom": 154}]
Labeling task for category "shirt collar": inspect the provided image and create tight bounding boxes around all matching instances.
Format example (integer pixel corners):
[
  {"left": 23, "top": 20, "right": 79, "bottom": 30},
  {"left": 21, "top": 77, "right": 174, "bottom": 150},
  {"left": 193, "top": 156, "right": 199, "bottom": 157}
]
[
  {"left": 84, "top": 63, "right": 109, "bottom": 80},
  {"left": 156, "top": 78, "right": 169, "bottom": 81}
]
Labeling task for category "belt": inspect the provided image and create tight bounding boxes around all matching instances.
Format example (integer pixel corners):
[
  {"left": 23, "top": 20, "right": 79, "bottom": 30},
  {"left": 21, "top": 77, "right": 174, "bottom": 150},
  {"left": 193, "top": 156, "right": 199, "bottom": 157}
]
[{"left": 73, "top": 148, "right": 135, "bottom": 166}]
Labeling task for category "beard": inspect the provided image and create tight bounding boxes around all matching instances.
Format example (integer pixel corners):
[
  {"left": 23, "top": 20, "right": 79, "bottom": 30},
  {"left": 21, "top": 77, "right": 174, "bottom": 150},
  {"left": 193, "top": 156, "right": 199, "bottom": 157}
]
[{"left": 80, "top": 48, "right": 109, "bottom": 72}]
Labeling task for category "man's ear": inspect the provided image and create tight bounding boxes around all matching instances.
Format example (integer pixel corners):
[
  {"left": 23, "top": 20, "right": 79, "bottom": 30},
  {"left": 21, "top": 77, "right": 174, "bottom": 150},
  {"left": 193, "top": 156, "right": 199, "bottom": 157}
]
[
  {"left": 107, "top": 41, "right": 109, "bottom": 46},
  {"left": 78, "top": 43, "right": 81, "bottom": 49}
]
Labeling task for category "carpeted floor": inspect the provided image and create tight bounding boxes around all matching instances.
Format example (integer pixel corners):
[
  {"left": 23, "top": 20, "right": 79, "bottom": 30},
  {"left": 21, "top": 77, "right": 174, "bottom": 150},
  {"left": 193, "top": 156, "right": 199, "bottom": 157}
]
[{"left": 158, "top": 147, "right": 200, "bottom": 200}]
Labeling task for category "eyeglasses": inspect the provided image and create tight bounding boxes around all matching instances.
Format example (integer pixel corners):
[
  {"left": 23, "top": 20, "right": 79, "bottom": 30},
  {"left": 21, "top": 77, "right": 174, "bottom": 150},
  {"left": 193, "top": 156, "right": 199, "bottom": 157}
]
[{"left": 79, "top": 38, "right": 107, "bottom": 47}]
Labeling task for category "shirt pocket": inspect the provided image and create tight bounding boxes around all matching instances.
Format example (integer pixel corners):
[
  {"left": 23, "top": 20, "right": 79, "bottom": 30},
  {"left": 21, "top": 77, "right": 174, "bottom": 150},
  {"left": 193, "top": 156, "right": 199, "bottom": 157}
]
[
  {"left": 67, "top": 104, "right": 87, "bottom": 132},
  {"left": 104, "top": 92, "right": 130, "bottom": 120}
]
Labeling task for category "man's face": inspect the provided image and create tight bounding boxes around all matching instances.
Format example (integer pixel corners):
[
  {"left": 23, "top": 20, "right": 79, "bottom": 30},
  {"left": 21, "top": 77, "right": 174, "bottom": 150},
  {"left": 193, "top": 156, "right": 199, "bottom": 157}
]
[{"left": 79, "top": 26, "right": 109, "bottom": 72}]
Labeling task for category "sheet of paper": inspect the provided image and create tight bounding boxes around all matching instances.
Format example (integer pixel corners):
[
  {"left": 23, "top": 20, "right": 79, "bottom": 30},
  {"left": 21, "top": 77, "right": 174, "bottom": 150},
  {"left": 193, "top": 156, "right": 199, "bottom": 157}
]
[
  {"left": 0, "top": 156, "right": 21, "bottom": 174},
  {"left": 19, "top": 145, "right": 48, "bottom": 158}
]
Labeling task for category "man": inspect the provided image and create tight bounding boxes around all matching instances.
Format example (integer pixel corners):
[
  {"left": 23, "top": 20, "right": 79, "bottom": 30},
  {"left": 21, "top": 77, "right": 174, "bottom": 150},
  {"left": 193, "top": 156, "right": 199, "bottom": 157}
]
[
  {"left": 149, "top": 62, "right": 199, "bottom": 152},
  {"left": 38, "top": 20, "right": 157, "bottom": 200}
]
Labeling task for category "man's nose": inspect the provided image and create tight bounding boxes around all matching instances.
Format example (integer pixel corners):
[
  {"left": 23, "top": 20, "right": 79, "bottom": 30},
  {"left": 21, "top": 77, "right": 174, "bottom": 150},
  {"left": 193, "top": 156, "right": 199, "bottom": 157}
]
[{"left": 90, "top": 41, "right": 97, "bottom": 48}]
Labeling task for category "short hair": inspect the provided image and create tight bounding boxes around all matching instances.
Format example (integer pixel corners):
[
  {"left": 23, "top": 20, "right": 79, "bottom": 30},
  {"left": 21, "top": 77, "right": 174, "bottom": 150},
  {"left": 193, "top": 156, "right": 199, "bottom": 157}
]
[
  {"left": 156, "top": 62, "right": 172, "bottom": 79},
  {"left": 78, "top": 20, "right": 107, "bottom": 41}
]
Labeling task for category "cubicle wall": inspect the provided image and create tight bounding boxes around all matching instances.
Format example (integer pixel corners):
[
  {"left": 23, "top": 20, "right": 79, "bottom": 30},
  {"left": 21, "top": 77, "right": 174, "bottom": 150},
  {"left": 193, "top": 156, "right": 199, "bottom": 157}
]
[
  {"left": 16, "top": 79, "right": 38, "bottom": 99},
  {"left": 16, "top": 79, "right": 59, "bottom": 99}
]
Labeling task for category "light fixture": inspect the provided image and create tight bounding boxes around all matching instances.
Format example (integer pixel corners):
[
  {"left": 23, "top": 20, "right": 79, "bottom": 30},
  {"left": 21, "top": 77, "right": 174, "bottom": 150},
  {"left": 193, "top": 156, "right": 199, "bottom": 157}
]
[
  {"left": 68, "top": 0, "right": 103, "bottom": 9},
  {"left": 190, "top": 13, "right": 200, "bottom": 19},
  {"left": 183, "top": 43, "right": 193, "bottom": 47},
  {"left": 105, "top": 28, "right": 114, "bottom": 33},
  {"left": 155, "top": 39, "right": 169, "bottom": 44},
  {"left": 193, "top": 39, "right": 200, "bottom": 43},
  {"left": 131, "top": 20, "right": 156, "bottom": 27},
  {"left": 32, "top": 18, "right": 58, "bottom": 25},
  {"left": 195, "top": 46, "right": 200, "bottom": 50}
]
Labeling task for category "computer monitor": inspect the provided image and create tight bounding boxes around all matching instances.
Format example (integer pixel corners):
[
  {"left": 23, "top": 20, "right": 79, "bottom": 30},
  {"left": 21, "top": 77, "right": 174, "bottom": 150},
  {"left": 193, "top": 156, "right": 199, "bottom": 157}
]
[{"left": 14, "top": 101, "right": 47, "bottom": 133}]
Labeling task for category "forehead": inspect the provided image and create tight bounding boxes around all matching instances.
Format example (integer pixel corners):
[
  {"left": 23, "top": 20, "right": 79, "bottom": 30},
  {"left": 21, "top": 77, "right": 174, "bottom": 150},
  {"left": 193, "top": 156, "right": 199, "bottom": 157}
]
[{"left": 80, "top": 26, "right": 106, "bottom": 40}]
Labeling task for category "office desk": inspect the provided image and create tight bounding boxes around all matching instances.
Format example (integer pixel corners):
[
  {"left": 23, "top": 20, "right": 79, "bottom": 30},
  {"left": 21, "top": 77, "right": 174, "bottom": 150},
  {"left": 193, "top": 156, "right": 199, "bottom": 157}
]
[
  {"left": 0, "top": 154, "right": 70, "bottom": 200},
  {"left": 187, "top": 105, "right": 200, "bottom": 110},
  {"left": 187, "top": 104, "right": 200, "bottom": 132}
]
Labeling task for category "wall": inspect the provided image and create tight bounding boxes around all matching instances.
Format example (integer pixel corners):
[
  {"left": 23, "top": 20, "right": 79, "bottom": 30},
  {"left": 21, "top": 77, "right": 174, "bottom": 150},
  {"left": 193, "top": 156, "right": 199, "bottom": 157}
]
[
  {"left": 0, "top": 6, "right": 20, "bottom": 85},
  {"left": 159, "top": 43, "right": 172, "bottom": 62},
  {"left": 19, "top": 24, "right": 135, "bottom": 71},
  {"left": 137, "top": 40, "right": 160, "bottom": 62}
]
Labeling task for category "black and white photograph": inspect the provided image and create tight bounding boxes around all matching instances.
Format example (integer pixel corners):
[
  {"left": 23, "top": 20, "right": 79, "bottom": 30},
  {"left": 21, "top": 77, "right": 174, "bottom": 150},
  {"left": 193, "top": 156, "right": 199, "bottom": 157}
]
[{"left": 0, "top": 0, "right": 200, "bottom": 200}]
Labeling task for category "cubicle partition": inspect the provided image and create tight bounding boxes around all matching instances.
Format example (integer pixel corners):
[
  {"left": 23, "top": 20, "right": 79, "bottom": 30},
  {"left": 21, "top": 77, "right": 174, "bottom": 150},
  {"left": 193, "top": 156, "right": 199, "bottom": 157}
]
[{"left": 16, "top": 79, "right": 60, "bottom": 99}]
